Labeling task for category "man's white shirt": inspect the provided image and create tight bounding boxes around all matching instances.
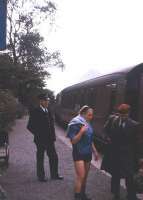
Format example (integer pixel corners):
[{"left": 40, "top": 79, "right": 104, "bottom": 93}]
[{"left": 40, "top": 105, "right": 48, "bottom": 113}]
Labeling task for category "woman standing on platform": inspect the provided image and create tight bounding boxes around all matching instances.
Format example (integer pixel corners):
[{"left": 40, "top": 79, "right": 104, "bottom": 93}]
[{"left": 67, "top": 105, "right": 99, "bottom": 200}]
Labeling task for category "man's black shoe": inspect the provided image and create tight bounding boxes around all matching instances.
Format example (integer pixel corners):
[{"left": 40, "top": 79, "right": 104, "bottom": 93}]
[
  {"left": 38, "top": 178, "right": 48, "bottom": 182},
  {"left": 51, "top": 175, "right": 64, "bottom": 180}
]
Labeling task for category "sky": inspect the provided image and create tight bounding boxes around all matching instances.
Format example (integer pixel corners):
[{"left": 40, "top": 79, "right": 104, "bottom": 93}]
[{"left": 40, "top": 0, "right": 143, "bottom": 94}]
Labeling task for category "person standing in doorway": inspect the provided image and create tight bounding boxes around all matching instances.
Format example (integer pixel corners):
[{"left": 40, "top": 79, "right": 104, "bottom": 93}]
[{"left": 27, "top": 94, "right": 63, "bottom": 182}]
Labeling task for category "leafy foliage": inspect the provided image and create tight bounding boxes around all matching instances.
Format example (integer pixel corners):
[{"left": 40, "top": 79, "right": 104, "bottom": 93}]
[
  {"left": 4, "top": 0, "right": 65, "bottom": 107},
  {"left": 0, "top": 90, "right": 17, "bottom": 132},
  {"left": 0, "top": 0, "right": 64, "bottom": 135},
  {"left": 0, "top": 53, "right": 49, "bottom": 106}
]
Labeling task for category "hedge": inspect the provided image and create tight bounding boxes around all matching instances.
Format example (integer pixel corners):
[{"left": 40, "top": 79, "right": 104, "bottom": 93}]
[{"left": 0, "top": 90, "right": 17, "bottom": 133}]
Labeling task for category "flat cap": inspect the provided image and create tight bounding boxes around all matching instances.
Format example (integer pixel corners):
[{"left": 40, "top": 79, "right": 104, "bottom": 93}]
[{"left": 38, "top": 93, "right": 50, "bottom": 100}]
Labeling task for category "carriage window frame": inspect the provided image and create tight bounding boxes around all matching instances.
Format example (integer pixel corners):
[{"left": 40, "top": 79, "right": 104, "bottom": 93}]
[
  {"left": 86, "top": 87, "right": 96, "bottom": 108},
  {"left": 106, "top": 83, "right": 117, "bottom": 90}
]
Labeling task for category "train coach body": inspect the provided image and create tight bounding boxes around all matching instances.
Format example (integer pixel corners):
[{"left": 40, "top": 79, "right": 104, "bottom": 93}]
[{"left": 55, "top": 63, "right": 143, "bottom": 156}]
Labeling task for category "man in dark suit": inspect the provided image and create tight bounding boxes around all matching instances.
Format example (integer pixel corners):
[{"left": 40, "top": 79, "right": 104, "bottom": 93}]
[
  {"left": 101, "top": 104, "right": 139, "bottom": 200},
  {"left": 27, "top": 94, "right": 63, "bottom": 182}
]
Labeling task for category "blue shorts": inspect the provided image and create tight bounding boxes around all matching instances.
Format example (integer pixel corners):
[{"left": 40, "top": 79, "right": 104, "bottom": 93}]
[{"left": 72, "top": 151, "right": 92, "bottom": 162}]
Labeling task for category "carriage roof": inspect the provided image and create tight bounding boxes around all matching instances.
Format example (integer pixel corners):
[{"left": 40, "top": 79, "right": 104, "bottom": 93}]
[{"left": 61, "top": 63, "right": 143, "bottom": 93}]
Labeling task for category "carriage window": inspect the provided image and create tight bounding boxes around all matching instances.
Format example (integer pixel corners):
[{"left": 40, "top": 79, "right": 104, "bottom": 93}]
[
  {"left": 106, "top": 83, "right": 117, "bottom": 113},
  {"left": 82, "top": 90, "right": 87, "bottom": 106},
  {"left": 106, "top": 83, "right": 117, "bottom": 89},
  {"left": 109, "top": 90, "right": 116, "bottom": 114},
  {"left": 61, "top": 93, "right": 71, "bottom": 108},
  {"left": 61, "top": 94, "right": 65, "bottom": 107},
  {"left": 57, "top": 94, "right": 62, "bottom": 105},
  {"left": 80, "top": 89, "right": 89, "bottom": 106},
  {"left": 87, "top": 88, "right": 96, "bottom": 108}
]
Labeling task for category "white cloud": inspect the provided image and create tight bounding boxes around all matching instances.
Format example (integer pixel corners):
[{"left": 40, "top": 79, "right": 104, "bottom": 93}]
[{"left": 40, "top": 0, "right": 143, "bottom": 93}]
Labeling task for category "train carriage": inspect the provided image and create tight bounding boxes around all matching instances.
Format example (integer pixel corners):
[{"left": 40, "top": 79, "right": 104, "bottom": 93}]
[{"left": 55, "top": 63, "right": 143, "bottom": 156}]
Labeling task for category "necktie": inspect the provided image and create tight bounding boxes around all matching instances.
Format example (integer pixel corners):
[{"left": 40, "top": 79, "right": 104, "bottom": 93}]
[{"left": 119, "top": 119, "right": 125, "bottom": 128}]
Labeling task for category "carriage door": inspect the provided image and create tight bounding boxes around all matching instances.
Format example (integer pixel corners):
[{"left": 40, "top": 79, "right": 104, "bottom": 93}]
[
  {"left": 106, "top": 83, "right": 117, "bottom": 115},
  {"left": 137, "top": 73, "right": 143, "bottom": 155},
  {"left": 138, "top": 74, "right": 143, "bottom": 123}
]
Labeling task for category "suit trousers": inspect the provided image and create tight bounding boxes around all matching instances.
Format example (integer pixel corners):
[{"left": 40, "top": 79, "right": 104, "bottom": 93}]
[
  {"left": 111, "top": 172, "right": 136, "bottom": 199},
  {"left": 36, "top": 142, "right": 59, "bottom": 179}
]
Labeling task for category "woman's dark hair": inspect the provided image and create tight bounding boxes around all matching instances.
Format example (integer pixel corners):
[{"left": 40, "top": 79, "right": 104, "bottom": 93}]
[{"left": 79, "top": 105, "right": 91, "bottom": 115}]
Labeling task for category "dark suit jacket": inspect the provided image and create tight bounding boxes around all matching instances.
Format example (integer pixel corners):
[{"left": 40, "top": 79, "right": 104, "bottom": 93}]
[
  {"left": 101, "top": 116, "right": 139, "bottom": 177},
  {"left": 27, "top": 107, "right": 56, "bottom": 145}
]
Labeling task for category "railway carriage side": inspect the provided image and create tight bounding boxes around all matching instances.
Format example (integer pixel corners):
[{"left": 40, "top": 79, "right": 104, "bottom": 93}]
[
  {"left": 55, "top": 73, "right": 127, "bottom": 135},
  {"left": 55, "top": 64, "right": 143, "bottom": 155},
  {"left": 125, "top": 64, "right": 143, "bottom": 156}
]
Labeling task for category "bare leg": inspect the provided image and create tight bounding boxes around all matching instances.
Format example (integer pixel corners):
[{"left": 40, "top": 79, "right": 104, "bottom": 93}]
[
  {"left": 74, "top": 161, "right": 86, "bottom": 194},
  {"left": 82, "top": 162, "right": 91, "bottom": 195}
]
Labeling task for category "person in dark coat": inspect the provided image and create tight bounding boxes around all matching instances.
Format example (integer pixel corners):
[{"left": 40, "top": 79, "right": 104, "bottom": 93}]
[
  {"left": 27, "top": 94, "right": 63, "bottom": 182},
  {"left": 101, "top": 104, "right": 139, "bottom": 200}
]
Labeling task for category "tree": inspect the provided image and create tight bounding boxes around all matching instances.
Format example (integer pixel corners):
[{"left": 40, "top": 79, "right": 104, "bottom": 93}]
[
  {"left": 7, "top": 0, "right": 64, "bottom": 68},
  {"left": 5, "top": 0, "right": 65, "bottom": 106},
  {"left": 0, "top": 53, "right": 44, "bottom": 104}
]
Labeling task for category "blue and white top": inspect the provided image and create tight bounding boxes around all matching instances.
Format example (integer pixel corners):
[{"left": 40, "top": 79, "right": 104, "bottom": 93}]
[{"left": 67, "top": 115, "right": 94, "bottom": 156}]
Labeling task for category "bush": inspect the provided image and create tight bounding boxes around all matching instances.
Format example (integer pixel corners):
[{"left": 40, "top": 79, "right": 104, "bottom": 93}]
[{"left": 0, "top": 90, "right": 17, "bottom": 133}]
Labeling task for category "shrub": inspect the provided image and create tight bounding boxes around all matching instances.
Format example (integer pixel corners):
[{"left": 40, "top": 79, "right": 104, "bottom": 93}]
[{"left": 0, "top": 90, "right": 17, "bottom": 133}]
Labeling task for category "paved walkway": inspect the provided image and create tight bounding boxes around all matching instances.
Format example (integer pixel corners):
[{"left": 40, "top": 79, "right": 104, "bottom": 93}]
[{"left": 0, "top": 117, "right": 127, "bottom": 200}]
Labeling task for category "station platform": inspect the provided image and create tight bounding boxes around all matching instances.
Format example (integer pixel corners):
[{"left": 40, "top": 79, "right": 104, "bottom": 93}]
[{"left": 0, "top": 118, "right": 142, "bottom": 200}]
